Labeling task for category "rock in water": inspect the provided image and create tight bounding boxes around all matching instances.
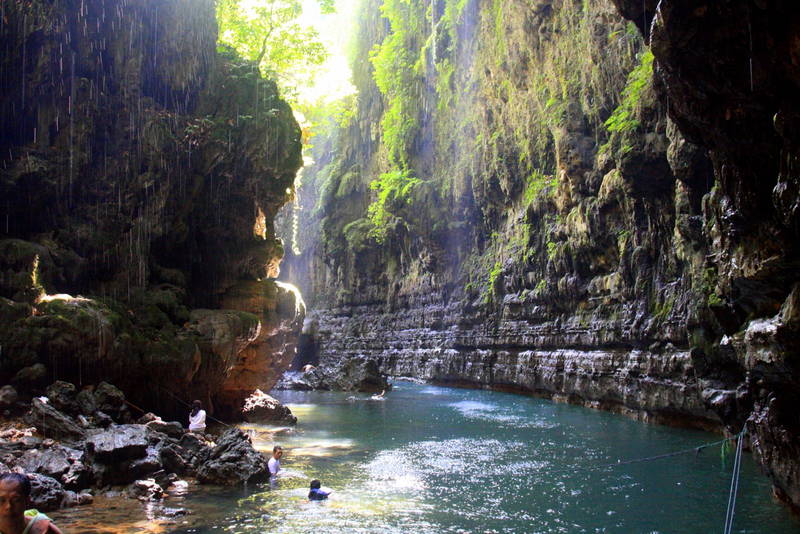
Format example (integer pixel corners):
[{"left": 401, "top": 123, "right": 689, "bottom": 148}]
[
  {"left": 196, "top": 428, "right": 269, "bottom": 485},
  {"left": 241, "top": 389, "right": 297, "bottom": 425},
  {"left": 28, "top": 473, "right": 65, "bottom": 512}
]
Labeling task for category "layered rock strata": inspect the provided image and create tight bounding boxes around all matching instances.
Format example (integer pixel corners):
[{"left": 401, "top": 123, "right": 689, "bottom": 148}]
[{"left": 279, "top": 0, "right": 800, "bottom": 507}]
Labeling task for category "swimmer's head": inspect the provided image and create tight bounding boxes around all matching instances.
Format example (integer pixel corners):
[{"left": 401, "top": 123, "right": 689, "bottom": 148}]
[{"left": 310, "top": 479, "right": 321, "bottom": 490}]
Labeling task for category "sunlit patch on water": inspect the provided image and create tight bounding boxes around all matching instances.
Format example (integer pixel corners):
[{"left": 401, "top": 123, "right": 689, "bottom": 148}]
[{"left": 448, "top": 400, "right": 558, "bottom": 429}]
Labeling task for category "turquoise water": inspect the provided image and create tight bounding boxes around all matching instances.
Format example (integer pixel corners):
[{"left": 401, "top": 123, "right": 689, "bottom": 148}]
[{"left": 54, "top": 381, "right": 799, "bottom": 533}]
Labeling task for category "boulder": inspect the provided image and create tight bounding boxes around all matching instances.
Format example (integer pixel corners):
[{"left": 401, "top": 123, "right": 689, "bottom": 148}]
[
  {"left": 75, "top": 388, "right": 97, "bottom": 416},
  {"left": 93, "top": 382, "right": 127, "bottom": 421},
  {"left": 145, "top": 419, "right": 185, "bottom": 439},
  {"left": 62, "top": 460, "right": 91, "bottom": 490},
  {"left": 128, "top": 479, "right": 164, "bottom": 501},
  {"left": 85, "top": 425, "right": 148, "bottom": 463},
  {"left": 28, "top": 473, "right": 65, "bottom": 512},
  {"left": 278, "top": 358, "right": 390, "bottom": 393},
  {"left": 159, "top": 445, "right": 190, "bottom": 475},
  {"left": 241, "top": 389, "right": 297, "bottom": 425},
  {"left": 195, "top": 428, "right": 269, "bottom": 485},
  {"left": 16, "top": 446, "right": 74, "bottom": 479},
  {"left": 0, "top": 385, "right": 18, "bottom": 408},
  {"left": 137, "top": 412, "right": 160, "bottom": 424},
  {"left": 92, "top": 411, "right": 114, "bottom": 428},
  {"left": 12, "top": 364, "right": 47, "bottom": 387},
  {"left": 25, "top": 398, "right": 86, "bottom": 442},
  {"left": 45, "top": 381, "right": 78, "bottom": 415}
]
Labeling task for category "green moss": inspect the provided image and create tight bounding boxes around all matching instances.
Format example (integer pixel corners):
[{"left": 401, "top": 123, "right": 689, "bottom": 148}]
[
  {"left": 652, "top": 295, "right": 675, "bottom": 321},
  {"left": 367, "top": 169, "right": 421, "bottom": 242},
  {"left": 343, "top": 218, "right": 376, "bottom": 252},
  {"left": 523, "top": 170, "right": 558, "bottom": 205},
  {"left": 336, "top": 168, "right": 362, "bottom": 198},
  {"left": 483, "top": 260, "right": 503, "bottom": 304}
]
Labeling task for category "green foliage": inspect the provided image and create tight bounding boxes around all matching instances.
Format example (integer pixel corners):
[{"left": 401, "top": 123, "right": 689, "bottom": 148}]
[
  {"left": 370, "top": 0, "right": 425, "bottom": 168},
  {"left": 484, "top": 260, "right": 503, "bottom": 304},
  {"left": 367, "top": 169, "right": 421, "bottom": 242},
  {"left": 546, "top": 241, "right": 558, "bottom": 260},
  {"left": 343, "top": 218, "right": 376, "bottom": 252},
  {"left": 216, "top": 0, "right": 330, "bottom": 100},
  {"left": 604, "top": 49, "right": 654, "bottom": 135},
  {"left": 523, "top": 170, "right": 557, "bottom": 205}
]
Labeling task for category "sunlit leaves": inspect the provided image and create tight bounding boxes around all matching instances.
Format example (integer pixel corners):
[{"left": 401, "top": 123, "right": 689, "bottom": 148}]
[{"left": 216, "top": 0, "right": 330, "bottom": 101}]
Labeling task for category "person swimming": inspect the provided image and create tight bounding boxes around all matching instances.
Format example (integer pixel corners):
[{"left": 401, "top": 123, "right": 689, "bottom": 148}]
[{"left": 308, "top": 479, "right": 331, "bottom": 501}]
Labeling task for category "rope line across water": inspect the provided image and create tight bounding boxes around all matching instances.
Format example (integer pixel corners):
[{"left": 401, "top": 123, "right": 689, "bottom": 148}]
[{"left": 524, "top": 435, "right": 734, "bottom": 479}]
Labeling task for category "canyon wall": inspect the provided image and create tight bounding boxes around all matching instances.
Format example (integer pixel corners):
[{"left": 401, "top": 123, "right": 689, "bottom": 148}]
[
  {"left": 280, "top": 0, "right": 800, "bottom": 507},
  {"left": 0, "top": 0, "right": 304, "bottom": 419}
]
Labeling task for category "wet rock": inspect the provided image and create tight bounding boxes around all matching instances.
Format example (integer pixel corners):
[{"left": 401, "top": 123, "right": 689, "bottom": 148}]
[
  {"left": 137, "top": 412, "right": 160, "bottom": 424},
  {"left": 28, "top": 473, "right": 65, "bottom": 512},
  {"left": 288, "top": 358, "right": 389, "bottom": 393},
  {"left": 145, "top": 419, "right": 185, "bottom": 439},
  {"left": 45, "top": 381, "right": 78, "bottom": 415},
  {"left": 159, "top": 445, "right": 190, "bottom": 475},
  {"left": 16, "top": 446, "right": 74, "bottom": 479},
  {"left": 25, "top": 398, "right": 86, "bottom": 442},
  {"left": 195, "top": 428, "right": 269, "bottom": 485},
  {"left": 75, "top": 389, "right": 97, "bottom": 416},
  {"left": 241, "top": 389, "right": 297, "bottom": 425},
  {"left": 62, "top": 460, "right": 92, "bottom": 490},
  {"left": 76, "top": 491, "right": 94, "bottom": 505},
  {"left": 12, "top": 364, "right": 47, "bottom": 387},
  {"left": 128, "top": 479, "right": 164, "bottom": 501},
  {"left": 93, "top": 411, "right": 114, "bottom": 428},
  {"left": 93, "top": 382, "right": 127, "bottom": 421},
  {"left": 85, "top": 425, "right": 148, "bottom": 463},
  {"left": 0, "top": 385, "right": 18, "bottom": 408}
]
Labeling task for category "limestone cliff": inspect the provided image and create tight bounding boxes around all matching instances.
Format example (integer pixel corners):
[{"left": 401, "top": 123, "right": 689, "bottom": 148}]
[
  {"left": 0, "top": 0, "right": 304, "bottom": 419},
  {"left": 280, "top": 0, "right": 800, "bottom": 508}
]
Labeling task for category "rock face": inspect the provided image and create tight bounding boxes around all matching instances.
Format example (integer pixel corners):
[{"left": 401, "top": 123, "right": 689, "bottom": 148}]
[
  {"left": 195, "top": 428, "right": 270, "bottom": 485},
  {"left": 0, "top": 0, "right": 304, "bottom": 418},
  {"left": 278, "top": 0, "right": 800, "bottom": 509},
  {"left": 275, "top": 358, "right": 390, "bottom": 394},
  {"left": 241, "top": 390, "right": 297, "bottom": 425}
]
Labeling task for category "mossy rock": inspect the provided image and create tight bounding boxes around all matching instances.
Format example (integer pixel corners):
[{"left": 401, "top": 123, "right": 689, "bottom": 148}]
[{"left": 0, "top": 239, "right": 50, "bottom": 302}]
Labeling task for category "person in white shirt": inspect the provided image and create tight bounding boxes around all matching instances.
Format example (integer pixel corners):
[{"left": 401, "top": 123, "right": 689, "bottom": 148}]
[
  {"left": 188, "top": 400, "right": 206, "bottom": 433},
  {"left": 267, "top": 446, "right": 283, "bottom": 478}
]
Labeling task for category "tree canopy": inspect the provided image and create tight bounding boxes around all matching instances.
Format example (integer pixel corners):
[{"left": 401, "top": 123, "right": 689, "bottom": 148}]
[{"left": 216, "top": 0, "right": 334, "bottom": 101}]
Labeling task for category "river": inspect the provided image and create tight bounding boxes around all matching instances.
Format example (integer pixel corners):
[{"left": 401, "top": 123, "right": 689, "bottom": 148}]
[{"left": 52, "top": 381, "right": 799, "bottom": 533}]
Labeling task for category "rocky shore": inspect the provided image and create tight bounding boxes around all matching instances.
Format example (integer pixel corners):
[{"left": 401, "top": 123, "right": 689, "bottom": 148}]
[{"left": 0, "top": 380, "right": 296, "bottom": 512}]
